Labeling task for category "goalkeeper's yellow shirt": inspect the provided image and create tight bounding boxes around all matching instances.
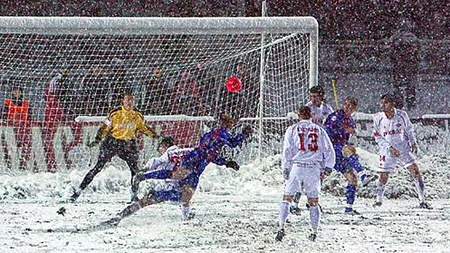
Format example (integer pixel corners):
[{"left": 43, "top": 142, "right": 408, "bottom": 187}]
[{"left": 96, "top": 106, "right": 158, "bottom": 141}]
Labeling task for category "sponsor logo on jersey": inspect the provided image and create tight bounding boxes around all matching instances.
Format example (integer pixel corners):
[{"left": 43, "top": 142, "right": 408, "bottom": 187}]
[
  {"left": 383, "top": 129, "right": 402, "bottom": 136},
  {"left": 117, "top": 123, "right": 136, "bottom": 130}
]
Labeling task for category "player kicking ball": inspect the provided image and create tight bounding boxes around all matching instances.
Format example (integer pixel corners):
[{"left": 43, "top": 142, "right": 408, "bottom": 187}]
[
  {"left": 275, "top": 106, "right": 335, "bottom": 242},
  {"left": 372, "top": 93, "right": 431, "bottom": 209}
]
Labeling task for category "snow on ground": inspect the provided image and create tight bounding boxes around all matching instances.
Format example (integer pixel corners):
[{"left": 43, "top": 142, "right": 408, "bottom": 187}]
[{"left": 1, "top": 147, "right": 450, "bottom": 253}]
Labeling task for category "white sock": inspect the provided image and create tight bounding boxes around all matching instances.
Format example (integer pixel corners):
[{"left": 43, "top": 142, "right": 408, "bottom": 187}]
[
  {"left": 309, "top": 205, "right": 320, "bottom": 232},
  {"left": 181, "top": 206, "right": 191, "bottom": 219},
  {"left": 376, "top": 183, "right": 386, "bottom": 203},
  {"left": 413, "top": 178, "right": 425, "bottom": 202},
  {"left": 279, "top": 201, "right": 290, "bottom": 230}
]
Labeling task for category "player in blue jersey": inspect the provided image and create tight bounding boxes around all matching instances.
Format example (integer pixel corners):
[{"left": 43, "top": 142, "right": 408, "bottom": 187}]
[
  {"left": 323, "top": 96, "right": 371, "bottom": 214},
  {"left": 100, "top": 113, "right": 253, "bottom": 226}
]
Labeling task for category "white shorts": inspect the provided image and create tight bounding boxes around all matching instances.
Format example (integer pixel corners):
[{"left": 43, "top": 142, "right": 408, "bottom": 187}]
[
  {"left": 377, "top": 151, "right": 416, "bottom": 173},
  {"left": 284, "top": 163, "right": 321, "bottom": 199}
]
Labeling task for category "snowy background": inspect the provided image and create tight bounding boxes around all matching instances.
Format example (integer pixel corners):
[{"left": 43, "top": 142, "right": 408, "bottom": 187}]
[{"left": 1, "top": 124, "right": 449, "bottom": 253}]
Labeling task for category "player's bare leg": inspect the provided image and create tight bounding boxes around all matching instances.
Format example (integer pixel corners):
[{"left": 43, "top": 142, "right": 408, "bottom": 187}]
[{"left": 171, "top": 166, "right": 191, "bottom": 180}]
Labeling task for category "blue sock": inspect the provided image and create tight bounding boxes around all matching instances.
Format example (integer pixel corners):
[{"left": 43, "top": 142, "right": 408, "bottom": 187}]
[{"left": 345, "top": 184, "right": 357, "bottom": 205}]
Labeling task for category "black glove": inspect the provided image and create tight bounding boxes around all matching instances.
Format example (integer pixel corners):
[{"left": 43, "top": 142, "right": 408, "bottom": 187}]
[
  {"left": 242, "top": 125, "right": 253, "bottom": 138},
  {"left": 86, "top": 140, "right": 99, "bottom": 148},
  {"left": 320, "top": 167, "right": 333, "bottom": 177},
  {"left": 225, "top": 160, "right": 240, "bottom": 171},
  {"left": 133, "top": 173, "right": 145, "bottom": 183}
]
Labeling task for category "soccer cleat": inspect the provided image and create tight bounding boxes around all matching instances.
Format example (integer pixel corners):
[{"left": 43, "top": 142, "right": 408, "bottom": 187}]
[
  {"left": 275, "top": 229, "right": 285, "bottom": 242},
  {"left": 69, "top": 191, "right": 80, "bottom": 203},
  {"left": 182, "top": 211, "right": 196, "bottom": 221},
  {"left": 99, "top": 217, "right": 121, "bottom": 228},
  {"left": 361, "top": 174, "right": 379, "bottom": 187},
  {"left": 344, "top": 207, "right": 360, "bottom": 215},
  {"left": 372, "top": 201, "right": 382, "bottom": 207},
  {"left": 419, "top": 202, "right": 432, "bottom": 209},
  {"left": 289, "top": 206, "right": 301, "bottom": 216},
  {"left": 308, "top": 233, "right": 317, "bottom": 242},
  {"left": 130, "top": 194, "right": 139, "bottom": 203}
]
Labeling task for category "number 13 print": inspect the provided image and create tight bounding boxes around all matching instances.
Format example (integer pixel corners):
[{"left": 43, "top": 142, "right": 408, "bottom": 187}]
[{"left": 298, "top": 132, "right": 319, "bottom": 152}]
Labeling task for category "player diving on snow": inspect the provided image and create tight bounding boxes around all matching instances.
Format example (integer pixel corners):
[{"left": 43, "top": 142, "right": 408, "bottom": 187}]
[{"left": 98, "top": 113, "right": 253, "bottom": 227}]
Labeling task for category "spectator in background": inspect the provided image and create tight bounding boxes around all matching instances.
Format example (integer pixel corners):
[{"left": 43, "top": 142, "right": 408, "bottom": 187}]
[
  {"left": 43, "top": 71, "right": 68, "bottom": 172},
  {"left": 0, "top": 77, "right": 9, "bottom": 114},
  {"left": 143, "top": 66, "right": 170, "bottom": 115},
  {"left": 2, "top": 85, "right": 32, "bottom": 170},
  {"left": 171, "top": 68, "right": 203, "bottom": 116},
  {"left": 236, "top": 60, "right": 259, "bottom": 118},
  {"left": 390, "top": 19, "right": 420, "bottom": 110},
  {"left": 3, "top": 86, "right": 30, "bottom": 121},
  {"left": 216, "top": 60, "right": 258, "bottom": 118}
]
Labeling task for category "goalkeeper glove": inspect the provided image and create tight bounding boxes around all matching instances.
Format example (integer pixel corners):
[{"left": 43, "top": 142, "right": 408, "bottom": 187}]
[
  {"left": 225, "top": 160, "right": 240, "bottom": 171},
  {"left": 242, "top": 125, "right": 253, "bottom": 138}
]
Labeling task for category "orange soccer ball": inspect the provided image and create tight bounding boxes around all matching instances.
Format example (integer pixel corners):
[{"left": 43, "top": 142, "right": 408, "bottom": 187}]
[{"left": 226, "top": 76, "right": 242, "bottom": 93}]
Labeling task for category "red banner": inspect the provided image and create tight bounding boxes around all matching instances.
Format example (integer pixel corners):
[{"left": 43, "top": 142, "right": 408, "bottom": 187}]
[{"left": 0, "top": 121, "right": 203, "bottom": 172}]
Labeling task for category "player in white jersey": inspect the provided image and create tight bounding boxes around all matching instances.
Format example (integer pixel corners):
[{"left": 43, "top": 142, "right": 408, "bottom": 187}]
[
  {"left": 275, "top": 106, "right": 336, "bottom": 242},
  {"left": 305, "top": 85, "right": 334, "bottom": 126},
  {"left": 130, "top": 136, "right": 195, "bottom": 219},
  {"left": 290, "top": 85, "right": 334, "bottom": 215},
  {"left": 372, "top": 93, "right": 431, "bottom": 209}
]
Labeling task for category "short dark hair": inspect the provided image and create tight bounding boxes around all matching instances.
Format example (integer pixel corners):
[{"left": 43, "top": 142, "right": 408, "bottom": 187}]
[
  {"left": 309, "top": 85, "right": 325, "bottom": 95},
  {"left": 121, "top": 89, "right": 134, "bottom": 99},
  {"left": 381, "top": 93, "right": 396, "bottom": 103},
  {"left": 345, "top": 96, "right": 358, "bottom": 107},
  {"left": 218, "top": 112, "right": 237, "bottom": 126},
  {"left": 299, "top": 105, "right": 311, "bottom": 119},
  {"left": 158, "top": 136, "right": 175, "bottom": 148}
]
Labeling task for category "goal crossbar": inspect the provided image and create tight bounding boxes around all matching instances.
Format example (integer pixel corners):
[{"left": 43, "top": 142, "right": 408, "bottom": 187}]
[{"left": 0, "top": 16, "right": 318, "bottom": 35}]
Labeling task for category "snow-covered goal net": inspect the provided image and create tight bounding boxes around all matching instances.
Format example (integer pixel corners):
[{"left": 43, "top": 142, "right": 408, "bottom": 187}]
[{"left": 0, "top": 16, "right": 318, "bottom": 172}]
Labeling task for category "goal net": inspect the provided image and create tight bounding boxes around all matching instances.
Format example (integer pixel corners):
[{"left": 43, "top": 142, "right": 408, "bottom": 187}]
[{"left": 0, "top": 17, "right": 318, "bottom": 172}]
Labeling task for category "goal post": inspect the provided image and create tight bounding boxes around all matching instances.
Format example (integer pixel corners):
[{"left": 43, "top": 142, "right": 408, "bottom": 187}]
[{"left": 0, "top": 16, "right": 318, "bottom": 172}]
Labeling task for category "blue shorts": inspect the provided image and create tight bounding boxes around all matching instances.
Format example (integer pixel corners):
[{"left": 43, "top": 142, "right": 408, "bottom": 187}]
[
  {"left": 333, "top": 144, "right": 362, "bottom": 174},
  {"left": 151, "top": 188, "right": 182, "bottom": 202}
]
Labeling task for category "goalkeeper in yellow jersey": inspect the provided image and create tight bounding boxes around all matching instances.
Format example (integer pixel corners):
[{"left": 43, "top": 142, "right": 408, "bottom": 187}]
[{"left": 70, "top": 90, "right": 160, "bottom": 203}]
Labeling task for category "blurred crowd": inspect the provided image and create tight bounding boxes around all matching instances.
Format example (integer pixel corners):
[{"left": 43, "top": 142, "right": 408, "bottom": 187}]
[{"left": 0, "top": 0, "right": 447, "bottom": 41}]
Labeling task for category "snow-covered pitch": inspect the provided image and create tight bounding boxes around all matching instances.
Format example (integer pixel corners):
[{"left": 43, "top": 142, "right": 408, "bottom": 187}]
[{"left": 1, "top": 145, "right": 449, "bottom": 253}]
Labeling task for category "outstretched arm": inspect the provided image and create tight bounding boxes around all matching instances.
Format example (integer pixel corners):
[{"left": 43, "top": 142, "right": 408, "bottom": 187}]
[
  {"left": 211, "top": 154, "right": 240, "bottom": 171},
  {"left": 87, "top": 123, "right": 109, "bottom": 147}
]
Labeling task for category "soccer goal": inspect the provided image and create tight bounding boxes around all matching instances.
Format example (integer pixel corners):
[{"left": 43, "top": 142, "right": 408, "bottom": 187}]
[{"left": 0, "top": 16, "right": 318, "bottom": 171}]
